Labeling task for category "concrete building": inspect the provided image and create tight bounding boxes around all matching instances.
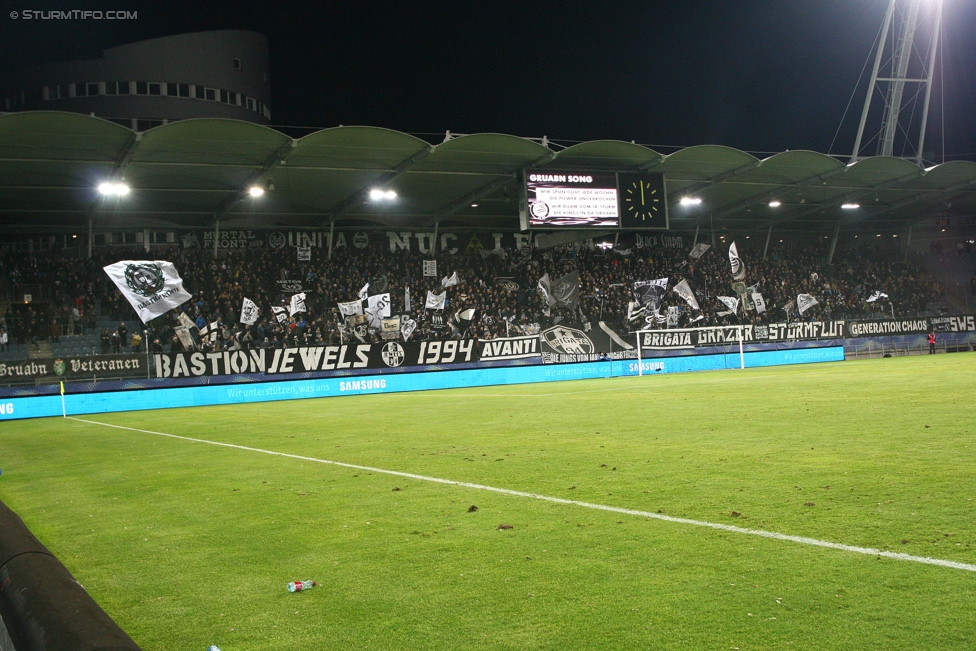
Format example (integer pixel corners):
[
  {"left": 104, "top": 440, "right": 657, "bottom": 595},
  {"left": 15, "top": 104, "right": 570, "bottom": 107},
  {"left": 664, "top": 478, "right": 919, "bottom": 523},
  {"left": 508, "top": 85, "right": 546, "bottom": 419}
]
[{"left": 2, "top": 30, "right": 271, "bottom": 130}]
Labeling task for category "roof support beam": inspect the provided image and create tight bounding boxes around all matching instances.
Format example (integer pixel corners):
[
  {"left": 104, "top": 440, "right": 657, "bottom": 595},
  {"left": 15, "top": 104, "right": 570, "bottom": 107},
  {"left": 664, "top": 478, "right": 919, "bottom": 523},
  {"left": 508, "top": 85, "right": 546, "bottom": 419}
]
[
  {"left": 710, "top": 167, "right": 847, "bottom": 220},
  {"left": 323, "top": 146, "right": 432, "bottom": 225},
  {"left": 211, "top": 139, "right": 298, "bottom": 228},
  {"left": 673, "top": 160, "right": 761, "bottom": 200},
  {"left": 426, "top": 174, "right": 517, "bottom": 228}
]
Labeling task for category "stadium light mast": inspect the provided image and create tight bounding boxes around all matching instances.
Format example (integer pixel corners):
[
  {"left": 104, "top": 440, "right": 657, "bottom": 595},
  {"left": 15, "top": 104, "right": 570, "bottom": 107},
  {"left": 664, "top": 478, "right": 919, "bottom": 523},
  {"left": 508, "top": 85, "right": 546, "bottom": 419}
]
[{"left": 850, "top": 0, "right": 944, "bottom": 166}]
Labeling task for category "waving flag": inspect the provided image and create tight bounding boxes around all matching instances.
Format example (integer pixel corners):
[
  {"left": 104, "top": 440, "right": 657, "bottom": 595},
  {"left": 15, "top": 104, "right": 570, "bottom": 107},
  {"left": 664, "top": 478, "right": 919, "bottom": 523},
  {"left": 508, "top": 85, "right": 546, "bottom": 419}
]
[
  {"left": 103, "top": 260, "right": 191, "bottom": 324},
  {"left": 729, "top": 242, "right": 746, "bottom": 280}
]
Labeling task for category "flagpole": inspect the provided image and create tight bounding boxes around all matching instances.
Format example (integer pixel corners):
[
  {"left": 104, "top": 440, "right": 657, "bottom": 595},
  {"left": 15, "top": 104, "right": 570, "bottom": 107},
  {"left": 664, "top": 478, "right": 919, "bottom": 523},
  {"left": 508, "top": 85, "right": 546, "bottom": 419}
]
[
  {"left": 738, "top": 326, "right": 745, "bottom": 370},
  {"left": 637, "top": 332, "right": 644, "bottom": 377},
  {"left": 60, "top": 381, "right": 66, "bottom": 418}
]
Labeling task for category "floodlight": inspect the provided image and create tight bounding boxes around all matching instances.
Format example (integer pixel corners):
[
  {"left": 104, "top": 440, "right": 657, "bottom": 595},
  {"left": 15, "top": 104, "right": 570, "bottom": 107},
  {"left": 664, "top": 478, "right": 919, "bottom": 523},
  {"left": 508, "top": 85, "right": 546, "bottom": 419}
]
[
  {"left": 768, "top": 200, "right": 781, "bottom": 207},
  {"left": 369, "top": 188, "right": 397, "bottom": 201},
  {"left": 248, "top": 186, "right": 265, "bottom": 198},
  {"left": 841, "top": 203, "right": 860, "bottom": 209},
  {"left": 98, "top": 182, "right": 129, "bottom": 196},
  {"left": 470, "top": 203, "right": 478, "bottom": 208},
  {"left": 679, "top": 197, "right": 702, "bottom": 206}
]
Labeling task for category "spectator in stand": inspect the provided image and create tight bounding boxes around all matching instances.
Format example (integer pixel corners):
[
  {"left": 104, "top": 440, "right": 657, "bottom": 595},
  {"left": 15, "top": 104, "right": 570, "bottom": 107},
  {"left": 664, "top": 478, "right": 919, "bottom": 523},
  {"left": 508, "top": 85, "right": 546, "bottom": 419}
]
[
  {"left": 130, "top": 331, "right": 142, "bottom": 353},
  {"left": 110, "top": 329, "right": 122, "bottom": 354},
  {"left": 100, "top": 329, "right": 111, "bottom": 355},
  {"left": 0, "top": 326, "right": 7, "bottom": 352}
]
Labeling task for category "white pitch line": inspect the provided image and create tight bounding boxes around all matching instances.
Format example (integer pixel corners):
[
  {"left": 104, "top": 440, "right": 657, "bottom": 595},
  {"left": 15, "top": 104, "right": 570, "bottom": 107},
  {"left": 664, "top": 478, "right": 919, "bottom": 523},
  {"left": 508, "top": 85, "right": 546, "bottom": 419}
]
[{"left": 68, "top": 416, "right": 976, "bottom": 574}]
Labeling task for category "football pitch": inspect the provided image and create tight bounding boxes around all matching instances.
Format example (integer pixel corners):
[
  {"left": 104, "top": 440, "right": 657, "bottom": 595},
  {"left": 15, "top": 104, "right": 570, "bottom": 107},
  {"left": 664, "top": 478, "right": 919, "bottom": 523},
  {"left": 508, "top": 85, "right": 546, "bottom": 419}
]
[{"left": 1, "top": 354, "right": 975, "bottom": 650}]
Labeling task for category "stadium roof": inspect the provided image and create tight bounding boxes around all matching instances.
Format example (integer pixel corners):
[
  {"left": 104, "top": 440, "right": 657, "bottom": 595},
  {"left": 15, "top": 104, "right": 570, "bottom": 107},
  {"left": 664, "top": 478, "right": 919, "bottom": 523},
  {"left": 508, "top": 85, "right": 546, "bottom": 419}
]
[{"left": 1, "top": 111, "right": 974, "bottom": 236}]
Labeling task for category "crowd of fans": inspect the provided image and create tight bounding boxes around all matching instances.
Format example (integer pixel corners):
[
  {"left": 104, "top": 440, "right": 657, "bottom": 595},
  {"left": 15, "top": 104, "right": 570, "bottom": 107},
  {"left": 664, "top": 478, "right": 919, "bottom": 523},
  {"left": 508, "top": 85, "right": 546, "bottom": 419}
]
[{"left": 0, "top": 235, "right": 957, "bottom": 355}]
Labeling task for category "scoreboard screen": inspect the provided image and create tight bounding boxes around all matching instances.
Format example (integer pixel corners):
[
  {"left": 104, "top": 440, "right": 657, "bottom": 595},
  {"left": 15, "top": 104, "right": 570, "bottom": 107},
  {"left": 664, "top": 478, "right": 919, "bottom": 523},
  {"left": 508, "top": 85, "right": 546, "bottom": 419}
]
[{"left": 522, "top": 170, "right": 668, "bottom": 230}]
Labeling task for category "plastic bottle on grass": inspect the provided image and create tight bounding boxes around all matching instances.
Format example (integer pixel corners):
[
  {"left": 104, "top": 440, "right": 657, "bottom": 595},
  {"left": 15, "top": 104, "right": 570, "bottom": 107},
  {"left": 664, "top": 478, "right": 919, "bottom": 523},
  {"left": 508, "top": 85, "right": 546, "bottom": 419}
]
[
  {"left": 207, "top": 646, "right": 221, "bottom": 651},
  {"left": 287, "top": 580, "right": 316, "bottom": 592}
]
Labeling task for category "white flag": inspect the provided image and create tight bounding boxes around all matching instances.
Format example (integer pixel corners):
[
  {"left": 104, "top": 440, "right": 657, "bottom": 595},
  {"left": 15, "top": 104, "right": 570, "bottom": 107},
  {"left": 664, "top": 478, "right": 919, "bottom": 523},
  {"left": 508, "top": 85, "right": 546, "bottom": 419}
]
[
  {"left": 751, "top": 292, "right": 767, "bottom": 314},
  {"left": 289, "top": 293, "right": 306, "bottom": 316},
  {"left": 177, "top": 311, "right": 196, "bottom": 331},
  {"left": 404, "top": 286, "right": 411, "bottom": 312},
  {"left": 441, "top": 271, "right": 459, "bottom": 288},
  {"left": 423, "top": 260, "right": 437, "bottom": 277},
  {"left": 366, "top": 293, "right": 391, "bottom": 319},
  {"left": 717, "top": 296, "right": 739, "bottom": 316},
  {"left": 174, "top": 325, "right": 195, "bottom": 350},
  {"left": 271, "top": 306, "right": 288, "bottom": 324},
  {"left": 425, "top": 290, "right": 446, "bottom": 310},
  {"left": 672, "top": 279, "right": 701, "bottom": 311},
  {"left": 358, "top": 283, "right": 370, "bottom": 300},
  {"left": 729, "top": 242, "right": 746, "bottom": 281},
  {"left": 103, "top": 260, "right": 192, "bottom": 324},
  {"left": 297, "top": 246, "right": 311, "bottom": 262},
  {"left": 240, "top": 297, "right": 259, "bottom": 325},
  {"left": 689, "top": 243, "right": 711, "bottom": 260},
  {"left": 338, "top": 300, "right": 363, "bottom": 317},
  {"left": 797, "top": 293, "right": 819, "bottom": 314},
  {"left": 457, "top": 308, "right": 476, "bottom": 322},
  {"left": 866, "top": 290, "right": 888, "bottom": 303}
]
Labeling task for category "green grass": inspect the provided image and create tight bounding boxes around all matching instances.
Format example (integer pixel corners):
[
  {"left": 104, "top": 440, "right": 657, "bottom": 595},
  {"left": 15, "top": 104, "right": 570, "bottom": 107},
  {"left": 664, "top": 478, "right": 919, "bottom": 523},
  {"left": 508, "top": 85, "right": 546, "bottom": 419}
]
[{"left": 2, "top": 354, "right": 976, "bottom": 650}]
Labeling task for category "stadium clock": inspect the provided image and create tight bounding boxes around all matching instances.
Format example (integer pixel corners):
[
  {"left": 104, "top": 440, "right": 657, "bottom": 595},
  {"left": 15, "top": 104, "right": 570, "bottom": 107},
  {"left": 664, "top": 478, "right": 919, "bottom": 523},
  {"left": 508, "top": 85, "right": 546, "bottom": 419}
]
[{"left": 618, "top": 172, "right": 668, "bottom": 230}]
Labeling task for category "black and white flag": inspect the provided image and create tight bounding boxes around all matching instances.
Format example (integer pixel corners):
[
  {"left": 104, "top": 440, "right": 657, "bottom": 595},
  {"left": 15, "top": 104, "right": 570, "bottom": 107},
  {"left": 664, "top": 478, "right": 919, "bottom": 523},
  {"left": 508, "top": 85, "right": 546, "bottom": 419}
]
[
  {"left": 288, "top": 293, "right": 306, "bottom": 316},
  {"left": 240, "top": 297, "right": 259, "bottom": 325},
  {"left": 297, "top": 246, "right": 311, "bottom": 262},
  {"left": 425, "top": 290, "right": 446, "bottom": 310},
  {"left": 672, "top": 279, "right": 701, "bottom": 311},
  {"left": 423, "top": 260, "right": 437, "bottom": 277},
  {"left": 866, "top": 290, "right": 889, "bottom": 303},
  {"left": 716, "top": 296, "right": 739, "bottom": 316},
  {"left": 633, "top": 278, "right": 668, "bottom": 310},
  {"left": 551, "top": 270, "right": 580, "bottom": 308},
  {"left": 751, "top": 292, "right": 767, "bottom": 314},
  {"left": 401, "top": 318, "right": 418, "bottom": 341},
  {"left": 404, "top": 286, "right": 411, "bottom": 312},
  {"left": 797, "top": 293, "right": 819, "bottom": 314},
  {"left": 728, "top": 242, "right": 746, "bottom": 281},
  {"left": 358, "top": 283, "right": 370, "bottom": 300},
  {"left": 271, "top": 306, "right": 288, "bottom": 324},
  {"left": 689, "top": 243, "right": 711, "bottom": 260},
  {"left": 338, "top": 300, "right": 363, "bottom": 317},
  {"left": 537, "top": 274, "right": 553, "bottom": 317},
  {"left": 103, "top": 260, "right": 192, "bottom": 324}
]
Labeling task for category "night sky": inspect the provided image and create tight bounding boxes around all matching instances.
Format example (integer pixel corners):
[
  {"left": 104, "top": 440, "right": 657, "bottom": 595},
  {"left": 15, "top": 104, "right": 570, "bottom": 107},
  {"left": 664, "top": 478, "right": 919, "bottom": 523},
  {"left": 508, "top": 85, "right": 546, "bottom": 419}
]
[{"left": 3, "top": 0, "right": 974, "bottom": 159}]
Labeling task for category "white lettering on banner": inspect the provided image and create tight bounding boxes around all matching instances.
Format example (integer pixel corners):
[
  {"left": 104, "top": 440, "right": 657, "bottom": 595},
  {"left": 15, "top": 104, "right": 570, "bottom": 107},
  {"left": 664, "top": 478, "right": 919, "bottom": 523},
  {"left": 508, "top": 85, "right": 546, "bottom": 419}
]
[
  {"left": 339, "top": 379, "right": 387, "bottom": 392},
  {"left": 641, "top": 332, "right": 694, "bottom": 349},
  {"left": 388, "top": 232, "right": 411, "bottom": 252},
  {"left": 416, "top": 340, "right": 475, "bottom": 365},
  {"left": 69, "top": 359, "right": 140, "bottom": 373},
  {"left": 0, "top": 403, "right": 13, "bottom": 415},
  {"left": 0, "top": 362, "right": 48, "bottom": 377},
  {"left": 479, "top": 337, "right": 540, "bottom": 361},
  {"left": 847, "top": 320, "right": 926, "bottom": 337}
]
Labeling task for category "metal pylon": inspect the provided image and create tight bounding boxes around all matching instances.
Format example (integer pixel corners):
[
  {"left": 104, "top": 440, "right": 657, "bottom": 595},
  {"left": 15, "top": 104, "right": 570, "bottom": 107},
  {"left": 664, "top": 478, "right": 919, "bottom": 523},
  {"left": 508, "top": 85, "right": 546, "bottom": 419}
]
[{"left": 851, "top": 0, "right": 943, "bottom": 165}]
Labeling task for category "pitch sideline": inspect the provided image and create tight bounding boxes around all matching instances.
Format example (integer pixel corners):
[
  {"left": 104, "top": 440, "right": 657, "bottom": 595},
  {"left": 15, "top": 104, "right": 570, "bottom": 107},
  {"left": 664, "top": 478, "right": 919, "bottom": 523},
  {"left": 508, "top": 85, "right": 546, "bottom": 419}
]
[{"left": 68, "top": 416, "right": 976, "bottom": 574}]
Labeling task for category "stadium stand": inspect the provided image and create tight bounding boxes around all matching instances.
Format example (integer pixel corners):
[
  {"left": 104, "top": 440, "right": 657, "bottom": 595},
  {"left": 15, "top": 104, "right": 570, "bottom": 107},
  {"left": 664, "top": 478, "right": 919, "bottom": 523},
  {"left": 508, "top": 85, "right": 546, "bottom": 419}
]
[{"left": 0, "top": 237, "right": 956, "bottom": 361}]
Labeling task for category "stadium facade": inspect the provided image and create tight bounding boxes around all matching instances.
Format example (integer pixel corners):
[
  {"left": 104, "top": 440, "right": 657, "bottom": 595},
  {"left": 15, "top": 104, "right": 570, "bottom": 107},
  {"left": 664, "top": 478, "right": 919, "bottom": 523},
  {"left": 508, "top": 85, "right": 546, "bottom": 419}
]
[{"left": 2, "top": 30, "right": 271, "bottom": 130}]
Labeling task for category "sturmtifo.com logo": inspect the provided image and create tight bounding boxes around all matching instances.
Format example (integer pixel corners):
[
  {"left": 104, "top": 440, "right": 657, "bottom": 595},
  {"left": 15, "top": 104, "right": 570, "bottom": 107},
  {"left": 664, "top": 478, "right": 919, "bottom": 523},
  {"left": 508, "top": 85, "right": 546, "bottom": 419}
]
[
  {"left": 10, "top": 10, "right": 138, "bottom": 20},
  {"left": 124, "top": 263, "right": 164, "bottom": 297}
]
